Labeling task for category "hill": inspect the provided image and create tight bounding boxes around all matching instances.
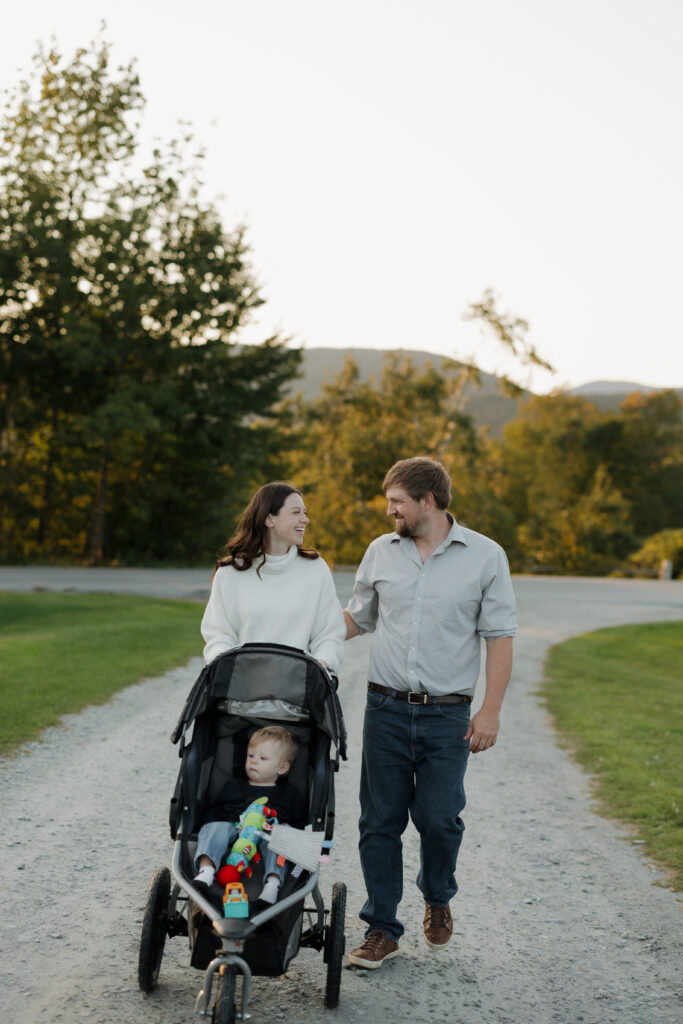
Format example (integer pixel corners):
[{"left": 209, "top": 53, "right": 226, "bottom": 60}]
[
  {"left": 287, "top": 348, "right": 682, "bottom": 434},
  {"left": 569, "top": 380, "right": 662, "bottom": 396},
  {"left": 567, "top": 381, "right": 683, "bottom": 413},
  {"left": 288, "top": 347, "right": 526, "bottom": 435}
]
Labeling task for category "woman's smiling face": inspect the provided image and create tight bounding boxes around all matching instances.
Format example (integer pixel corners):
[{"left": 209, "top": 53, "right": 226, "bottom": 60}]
[{"left": 265, "top": 492, "right": 310, "bottom": 554}]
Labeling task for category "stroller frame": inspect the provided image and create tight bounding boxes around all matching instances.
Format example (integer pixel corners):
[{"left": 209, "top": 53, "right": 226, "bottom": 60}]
[
  {"left": 138, "top": 643, "right": 348, "bottom": 1022},
  {"left": 185, "top": 856, "right": 329, "bottom": 1019}
]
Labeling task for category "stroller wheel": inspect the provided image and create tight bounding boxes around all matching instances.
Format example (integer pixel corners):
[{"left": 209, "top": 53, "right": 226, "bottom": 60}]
[
  {"left": 212, "top": 964, "right": 237, "bottom": 1024},
  {"left": 138, "top": 866, "right": 171, "bottom": 992},
  {"left": 324, "top": 881, "right": 347, "bottom": 1009}
]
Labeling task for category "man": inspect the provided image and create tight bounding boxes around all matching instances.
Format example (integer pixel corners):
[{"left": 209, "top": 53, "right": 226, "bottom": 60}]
[{"left": 344, "top": 457, "right": 516, "bottom": 969}]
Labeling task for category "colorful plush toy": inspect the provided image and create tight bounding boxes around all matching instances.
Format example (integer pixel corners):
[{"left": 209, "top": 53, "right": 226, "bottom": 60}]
[{"left": 216, "top": 797, "right": 278, "bottom": 888}]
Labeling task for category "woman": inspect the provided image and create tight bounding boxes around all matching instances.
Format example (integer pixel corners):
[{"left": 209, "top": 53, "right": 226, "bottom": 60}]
[{"left": 201, "top": 482, "right": 345, "bottom": 673}]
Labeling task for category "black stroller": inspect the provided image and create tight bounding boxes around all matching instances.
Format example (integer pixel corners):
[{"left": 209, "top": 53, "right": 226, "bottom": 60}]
[{"left": 138, "top": 643, "right": 348, "bottom": 1022}]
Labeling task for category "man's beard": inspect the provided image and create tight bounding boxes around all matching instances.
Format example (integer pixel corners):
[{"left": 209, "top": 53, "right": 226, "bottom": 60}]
[{"left": 396, "top": 518, "right": 420, "bottom": 538}]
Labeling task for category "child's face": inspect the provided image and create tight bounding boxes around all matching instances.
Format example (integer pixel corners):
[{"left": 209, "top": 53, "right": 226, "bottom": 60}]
[{"left": 245, "top": 739, "right": 289, "bottom": 785}]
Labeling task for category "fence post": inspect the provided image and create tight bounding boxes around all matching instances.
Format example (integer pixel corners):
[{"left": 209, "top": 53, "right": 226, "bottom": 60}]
[{"left": 658, "top": 559, "right": 673, "bottom": 580}]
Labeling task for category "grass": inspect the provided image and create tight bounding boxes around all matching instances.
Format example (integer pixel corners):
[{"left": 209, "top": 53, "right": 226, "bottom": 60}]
[
  {"left": 0, "top": 591, "right": 203, "bottom": 756},
  {"left": 542, "top": 620, "right": 683, "bottom": 891}
]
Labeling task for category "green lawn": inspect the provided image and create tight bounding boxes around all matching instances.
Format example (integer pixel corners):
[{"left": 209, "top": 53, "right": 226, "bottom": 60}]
[
  {"left": 542, "top": 620, "right": 683, "bottom": 891},
  {"left": 0, "top": 591, "right": 203, "bottom": 755}
]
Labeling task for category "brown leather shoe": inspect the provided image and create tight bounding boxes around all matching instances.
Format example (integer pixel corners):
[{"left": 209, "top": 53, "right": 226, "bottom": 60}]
[
  {"left": 348, "top": 930, "right": 399, "bottom": 969},
  {"left": 423, "top": 901, "right": 453, "bottom": 950}
]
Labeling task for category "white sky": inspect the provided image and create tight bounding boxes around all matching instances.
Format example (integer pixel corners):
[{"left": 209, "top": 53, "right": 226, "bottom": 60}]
[{"left": 3, "top": 0, "right": 682, "bottom": 392}]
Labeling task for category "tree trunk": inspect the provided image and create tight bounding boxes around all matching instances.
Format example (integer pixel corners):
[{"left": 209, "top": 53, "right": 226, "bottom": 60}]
[
  {"left": 36, "top": 407, "right": 59, "bottom": 546},
  {"left": 88, "top": 442, "right": 111, "bottom": 565}
]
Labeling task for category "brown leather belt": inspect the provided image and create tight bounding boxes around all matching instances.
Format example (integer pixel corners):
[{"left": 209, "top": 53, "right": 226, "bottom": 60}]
[{"left": 368, "top": 682, "right": 472, "bottom": 705}]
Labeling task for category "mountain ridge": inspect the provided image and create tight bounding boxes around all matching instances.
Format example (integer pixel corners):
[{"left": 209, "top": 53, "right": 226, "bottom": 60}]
[
  {"left": 287, "top": 347, "right": 681, "bottom": 435},
  {"left": 568, "top": 380, "right": 675, "bottom": 396}
]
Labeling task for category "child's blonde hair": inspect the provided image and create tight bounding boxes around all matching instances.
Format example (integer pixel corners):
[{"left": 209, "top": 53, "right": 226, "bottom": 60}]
[{"left": 248, "top": 726, "right": 298, "bottom": 768}]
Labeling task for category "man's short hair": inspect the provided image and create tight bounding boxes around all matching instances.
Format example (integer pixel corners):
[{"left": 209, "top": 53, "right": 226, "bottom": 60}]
[
  {"left": 382, "top": 457, "right": 452, "bottom": 510},
  {"left": 249, "top": 725, "right": 298, "bottom": 766}
]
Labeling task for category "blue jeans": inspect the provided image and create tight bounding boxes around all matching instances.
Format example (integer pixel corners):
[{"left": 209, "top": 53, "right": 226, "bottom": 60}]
[
  {"left": 358, "top": 689, "right": 470, "bottom": 941},
  {"left": 195, "top": 821, "right": 285, "bottom": 882}
]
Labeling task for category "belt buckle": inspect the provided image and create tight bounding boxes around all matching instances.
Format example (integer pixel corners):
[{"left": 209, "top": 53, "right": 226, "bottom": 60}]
[{"left": 408, "top": 691, "right": 429, "bottom": 704}]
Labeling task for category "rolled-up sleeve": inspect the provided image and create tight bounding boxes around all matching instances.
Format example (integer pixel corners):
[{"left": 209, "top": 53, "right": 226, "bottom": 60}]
[
  {"left": 477, "top": 546, "right": 517, "bottom": 638},
  {"left": 345, "top": 543, "right": 380, "bottom": 634}
]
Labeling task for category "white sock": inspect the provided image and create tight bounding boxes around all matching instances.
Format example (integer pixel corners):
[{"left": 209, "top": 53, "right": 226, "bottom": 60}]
[
  {"left": 194, "top": 865, "right": 216, "bottom": 886},
  {"left": 259, "top": 876, "right": 281, "bottom": 904}
]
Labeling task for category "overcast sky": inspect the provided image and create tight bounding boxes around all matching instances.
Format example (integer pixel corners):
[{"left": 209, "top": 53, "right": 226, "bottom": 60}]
[{"left": 3, "top": 0, "right": 682, "bottom": 393}]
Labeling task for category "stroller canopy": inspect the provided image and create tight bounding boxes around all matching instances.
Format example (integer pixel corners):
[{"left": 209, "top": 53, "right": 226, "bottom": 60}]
[{"left": 171, "top": 643, "right": 347, "bottom": 761}]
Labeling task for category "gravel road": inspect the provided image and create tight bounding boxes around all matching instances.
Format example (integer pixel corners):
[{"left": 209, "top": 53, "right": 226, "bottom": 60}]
[{"left": 0, "top": 573, "right": 682, "bottom": 1024}]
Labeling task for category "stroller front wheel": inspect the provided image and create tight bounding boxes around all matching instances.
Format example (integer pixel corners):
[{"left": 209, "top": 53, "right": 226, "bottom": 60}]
[
  {"left": 138, "top": 866, "right": 171, "bottom": 992},
  {"left": 212, "top": 964, "right": 237, "bottom": 1024},
  {"left": 324, "top": 881, "right": 347, "bottom": 1009}
]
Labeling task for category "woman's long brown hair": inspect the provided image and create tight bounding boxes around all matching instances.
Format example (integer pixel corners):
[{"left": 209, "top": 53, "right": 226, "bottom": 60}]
[{"left": 213, "top": 482, "right": 319, "bottom": 578}]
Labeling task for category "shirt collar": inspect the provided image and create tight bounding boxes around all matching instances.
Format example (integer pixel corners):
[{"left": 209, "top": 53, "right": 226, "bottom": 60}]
[
  {"left": 445, "top": 513, "right": 468, "bottom": 547},
  {"left": 390, "top": 512, "right": 468, "bottom": 551}
]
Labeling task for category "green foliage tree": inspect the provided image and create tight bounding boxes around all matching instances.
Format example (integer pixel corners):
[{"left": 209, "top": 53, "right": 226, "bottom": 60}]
[
  {"left": 582, "top": 390, "right": 683, "bottom": 544},
  {"left": 0, "top": 39, "right": 300, "bottom": 564},
  {"left": 286, "top": 353, "right": 514, "bottom": 564},
  {"left": 615, "top": 391, "right": 683, "bottom": 537},
  {"left": 496, "top": 394, "right": 634, "bottom": 573}
]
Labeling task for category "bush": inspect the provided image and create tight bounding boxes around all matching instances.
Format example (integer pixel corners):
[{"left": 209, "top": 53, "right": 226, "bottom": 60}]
[{"left": 629, "top": 528, "right": 683, "bottom": 579}]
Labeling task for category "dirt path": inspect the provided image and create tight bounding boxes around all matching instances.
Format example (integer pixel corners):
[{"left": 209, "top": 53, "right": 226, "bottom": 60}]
[{"left": 0, "top": 575, "right": 681, "bottom": 1024}]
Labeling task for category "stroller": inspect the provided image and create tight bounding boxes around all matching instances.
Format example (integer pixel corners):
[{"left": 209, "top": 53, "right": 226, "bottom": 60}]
[{"left": 137, "top": 642, "right": 348, "bottom": 1022}]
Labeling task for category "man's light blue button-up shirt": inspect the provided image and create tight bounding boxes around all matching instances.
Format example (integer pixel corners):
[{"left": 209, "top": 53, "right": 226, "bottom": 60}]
[{"left": 346, "top": 516, "right": 517, "bottom": 697}]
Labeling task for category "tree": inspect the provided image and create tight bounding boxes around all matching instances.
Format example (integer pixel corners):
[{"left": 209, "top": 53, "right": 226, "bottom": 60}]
[
  {"left": 616, "top": 391, "right": 683, "bottom": 538},
  {"left": 496, "top": 394, "right": 634, "bottom": 573},
  {"left": 286, "top": 353, "right": 512, "bottom": 564},
  {"left": 581, "top": 390, "right": 683, "bottom": 544},
  {"left": 462, "top": 287, "right": 554, "bottom": 396},
  {"left": 0, "top": 38, "right": 300, "bottom": 563}
]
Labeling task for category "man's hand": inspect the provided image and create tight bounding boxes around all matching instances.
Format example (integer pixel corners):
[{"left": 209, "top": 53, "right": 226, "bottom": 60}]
[
  {"left": 343, "top": 610, "right": 360, "bottom": 640},
  {"left": 464, "top": 636, "right": 513, "bottom": 753},
  {"left": 464, "top": 708, "right": 500, "bottom": 753}
]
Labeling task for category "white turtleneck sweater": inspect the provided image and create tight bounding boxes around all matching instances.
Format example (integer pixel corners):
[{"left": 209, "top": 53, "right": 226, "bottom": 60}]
[{"left": 200, "top": 546, "right": 345, "bottom": 673}]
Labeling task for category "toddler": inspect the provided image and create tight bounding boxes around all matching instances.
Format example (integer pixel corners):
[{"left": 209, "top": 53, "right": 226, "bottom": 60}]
[{"left": 194, "top": 725, "right": 304, "bottom": 904}]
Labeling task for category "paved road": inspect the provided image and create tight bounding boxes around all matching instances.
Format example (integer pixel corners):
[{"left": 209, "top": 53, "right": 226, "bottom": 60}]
[
  {"left": 0, "top": 565, "right": 213, "bottom": 601},
  {"left": 2, "top": 563, "right": 682, "bottom": 614},
  {"left": 1, "top": 569, "right": 682, "bottom": 1024}
]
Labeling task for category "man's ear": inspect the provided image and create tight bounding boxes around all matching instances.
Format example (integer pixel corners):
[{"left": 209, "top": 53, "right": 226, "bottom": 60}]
[{"left": 422, "top": 492, "right": 435, "bottom": 510}]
